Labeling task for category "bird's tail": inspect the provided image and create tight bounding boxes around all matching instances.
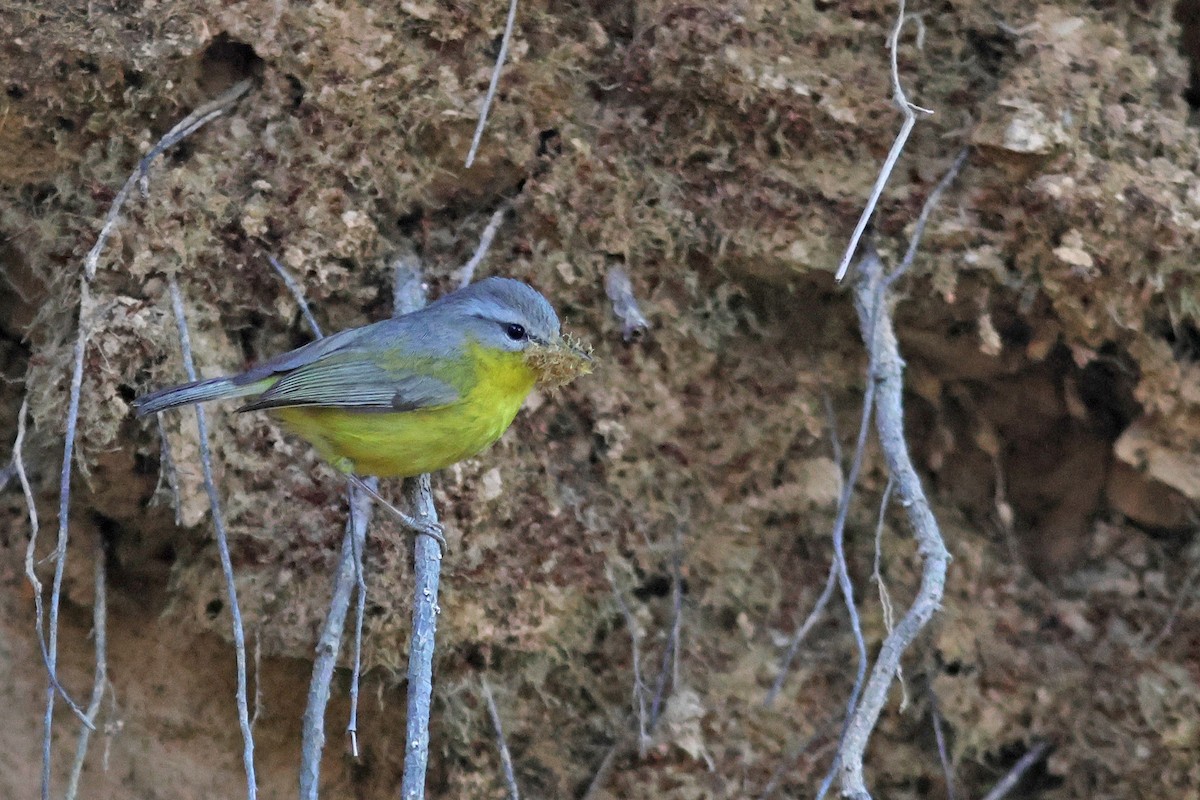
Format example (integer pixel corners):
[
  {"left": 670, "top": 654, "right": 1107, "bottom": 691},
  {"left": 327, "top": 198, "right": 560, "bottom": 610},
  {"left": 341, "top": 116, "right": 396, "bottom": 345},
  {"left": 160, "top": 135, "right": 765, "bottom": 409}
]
[{"left": 133, "top": 376, "right": 265, "bottom": 417}]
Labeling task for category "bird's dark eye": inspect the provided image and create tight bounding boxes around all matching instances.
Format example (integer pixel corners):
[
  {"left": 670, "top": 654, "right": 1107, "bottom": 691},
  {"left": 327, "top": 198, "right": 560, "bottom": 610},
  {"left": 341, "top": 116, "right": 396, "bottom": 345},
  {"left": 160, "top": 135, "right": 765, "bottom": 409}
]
[{"left": 504, "top": 323, "right": 527, "bottom": 341}]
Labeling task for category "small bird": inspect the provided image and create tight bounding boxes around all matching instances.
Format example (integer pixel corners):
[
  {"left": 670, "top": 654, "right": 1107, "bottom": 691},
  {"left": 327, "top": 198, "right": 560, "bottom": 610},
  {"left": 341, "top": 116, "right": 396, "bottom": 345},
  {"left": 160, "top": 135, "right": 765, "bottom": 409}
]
[{"left": 135, "top": 277, "right": 591, "bottom": 534}]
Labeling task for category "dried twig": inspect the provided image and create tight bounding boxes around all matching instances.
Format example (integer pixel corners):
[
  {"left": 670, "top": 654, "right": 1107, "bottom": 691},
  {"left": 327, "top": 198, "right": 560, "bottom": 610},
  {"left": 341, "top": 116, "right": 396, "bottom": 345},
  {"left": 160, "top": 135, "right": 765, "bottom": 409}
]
[
  {"left": 834, "top": 0, "right": 933, "bottom": 282},
  {"left": 38, "top": 76, "right": 249, "bottom": 800},
  {"left": 300, "top": 478, "right": 374, "bottom": 799},
  {"left": 300, "top": 482, "right": 372, "bottom": 792},
  {"left": 888, "top": 147, "right": 969, "bottom": 288},
  {"left": 812, "top": 388, "right": 873, "bottom": 800},
  {"left": 579, "top": 735, "right": 630, "bottom": 800},
  {"left": 85, "top": 79, "right": 250, "bottom": 281},
  {"left": 267, "top": 254, "right": 324, "bottom": 338},
  {"left": 464, "top": 0, "right": 519, "bottom": 168},
  {"left": 285, "top": 250, "right": 378, "bottom": 796},
  {"left": 136, "top": 80, "right": 253, "bottom": 194},
  {"left": 927, "top": 675, "right": 956, "bottom": 800},
  {"left": 607, "top": 566, "right": 649, "bottom": 755},
  {"left": 346, "top": 509, "right": 369, "bottom": 757},
  {"left": 765, "top": 397, "right": 848, "bottom": 707},
  {"left": 604, "top": 266, "right": 650, "bottom": 342},
  {"left": 481, "top": 676, "right": 522, "bottom": 800},
  {"left": 815, "top": 147, "right": 966, "bottom": 799},
  {"left": 458, "top": 205, "right": 509, "bottom": 288},
  {"left": 979, "top": 741, "right": 1049, "bottom": 800},
  {"left": 399, "top": 472, "right": 444, "bottom": 800},
  {"left": 871, "top": 479, "right": 906, "bottom": 711},
  {"left": 16, "top": 398, "right": 93, "bottom": 728},
  {"left": 833, "top": 246, "right": 951, "bottom": 800},
  {"left": 397, "top": 257, "right": 445, "bottom": 800},
  {"left": 766, "top": 563, "right": 838, "bottom": 708},
  {"left": 648, "top": 520, "right": 685, "bottom": 731},
  {"left": 155, "top": 414, "right": 183, "bottom": 525},
  {"left": 168, "top": 276, "right": 258, "bottom": 800},
  {"left": 64, "top": 532, "right": 108, "bottom": 800}
]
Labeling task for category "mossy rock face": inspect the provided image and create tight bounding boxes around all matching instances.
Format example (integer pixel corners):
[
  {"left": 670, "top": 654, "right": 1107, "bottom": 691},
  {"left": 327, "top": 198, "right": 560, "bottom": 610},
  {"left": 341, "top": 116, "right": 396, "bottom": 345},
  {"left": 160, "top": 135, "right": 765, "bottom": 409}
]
[{"left": 2, "top": 1, "right": 1199, "bottom": 798}]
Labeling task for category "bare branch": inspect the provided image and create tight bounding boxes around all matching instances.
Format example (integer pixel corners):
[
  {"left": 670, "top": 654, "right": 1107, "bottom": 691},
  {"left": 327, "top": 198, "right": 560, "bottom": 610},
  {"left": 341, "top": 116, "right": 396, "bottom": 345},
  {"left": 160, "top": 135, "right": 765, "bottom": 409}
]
[
  {"left": 267, "top": 254, "right": 324, "bottom": 338},
  {"left": 834, "top": 0, "right": 933, "bottom": 282},
  {"left": 16, "top": 397, "right": 94, "bottom": 740},
  {"left": 766, "top": 562, "right": 837, "bottom": 708},
  {"left": 927, "top": 674, "right": 956, "bottom": 800},
  {"left": 86, "top": 79, "right": 250, "bottom": 280},
  {"left": 979, "top": 741, "right": 1049, "bottom": 800},
  {"left": 607, "top": 566, "right": 649, "bottom": 756},
  {"left": 39, "top": 76, "right": 250, "bottom": 800},
  {"left": 834, "top": 245, "right": 951, "bottom": 800},
  {"left": 887, "top": 147, "right": 970, "bottom": 288},
  {"left": 397, "top": 258, "right": 445, "bottom": 800},
  {"left": 464, "top": 0, "right": 520, "bottom": 168},
  {"left": 136, "top": 80, "right": 253, "bottom": 195},
  {"left": 648, "top": 520, "right": 685, "bottom": 731},
  {"left": 346, "top": 509, "right": 369, "bottom": 757},
  {"left": 300, "top": 479, "right": 374, "bottom": 799},
  {"left": 457, "top": 205, "right": 509, "bottom": 289},
  {"left": 154, "top": 414, "right": 183, "bottom": 526},
  {"left": 605, "top": 266, "right": 650, "bottom": 342},
  {"left": 813, "top": 376, "right": 874, "bottom": 800},
  {"left": 167, "top": 276, "right": 258, "bottom": 799},
  {"left": 399, "top": 472, "right": 444, "bottom": 800},
  {"left": 481, "top": 676, "right": 522, "bottom": 800},
  {"left": 766, "top": 396, "right": 848, "bottom": 707},
  {"left": 288, "top": 250, "right": 378, "bottom": 795},
  {"left": 64, "top": 532, "right": 109, "bottom": 800},
  {"left": 580, "top": 735, "right": 629, "bottom": 800}
]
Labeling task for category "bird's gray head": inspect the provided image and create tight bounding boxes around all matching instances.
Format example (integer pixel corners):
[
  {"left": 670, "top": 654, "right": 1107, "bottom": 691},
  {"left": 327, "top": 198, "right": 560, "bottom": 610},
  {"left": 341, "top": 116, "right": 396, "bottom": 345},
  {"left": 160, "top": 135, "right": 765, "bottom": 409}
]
[{"left": 433, "top": 276, "right": 562, "bottom": 353}]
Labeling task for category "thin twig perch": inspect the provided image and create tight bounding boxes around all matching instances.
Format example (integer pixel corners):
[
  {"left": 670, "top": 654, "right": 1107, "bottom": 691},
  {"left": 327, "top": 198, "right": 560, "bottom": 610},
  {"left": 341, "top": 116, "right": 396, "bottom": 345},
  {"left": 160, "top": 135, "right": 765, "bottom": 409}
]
[
  {"left": 458, "top": 205, "right": 509, "bottom": 288},
  {"left": 481, "top": 676, "right": 522, "bottom": 800},
  {"left": 834, "top": 0, "right": 932, "bottom": 282},
  {"left": 168, "top": 276, "right": 259, "bottom": 800},
  {"left": 979, "top": 741, "right": 1049, "bottom": 800},
  {"left": 38, "top": 78, "right": 248, "bottom": 800},
  {"left": 829, "top": 150, "right": 966, "bottom": 799},
  {"left": 399, "top": 471, "right": 444, "bottom": 800},
  {"left": 766, "top": 397, "right": 850, "bottom": 707},
  {"left": 465, "top": 0, "right": 520, "bottom": 168},
  {"left": 396, "top": 255, "right": 444, "bottom": 800},
  {"left": 64, "top": 531, "right": 109, "bottom": 800},
  {"left": 299, "top": 478, "right": 374, "bottom": 799},
  {"left": 834, "top": 246, "right": 951, "bottom": 799},
  {"left": 288, "top": 248, "right": 379, "bottom": 796},
  {"left": 607, "top": 566, "right": 649, "bottom": 755}
]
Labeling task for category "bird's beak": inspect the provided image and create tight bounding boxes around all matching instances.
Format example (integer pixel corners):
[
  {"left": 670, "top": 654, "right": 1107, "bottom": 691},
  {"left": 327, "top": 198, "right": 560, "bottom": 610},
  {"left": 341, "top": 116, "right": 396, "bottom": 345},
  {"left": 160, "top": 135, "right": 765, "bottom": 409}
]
[{"left": 526, "top": 334, "right": 593, "bottom": 388}]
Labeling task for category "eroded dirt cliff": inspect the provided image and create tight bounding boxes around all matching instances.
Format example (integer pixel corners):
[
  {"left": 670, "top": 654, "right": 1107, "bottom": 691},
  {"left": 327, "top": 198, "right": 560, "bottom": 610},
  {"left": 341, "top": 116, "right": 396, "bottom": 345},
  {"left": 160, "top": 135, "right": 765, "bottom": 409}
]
[{"left": 2, "top": 1, "right": 1198, "bottom": 798}]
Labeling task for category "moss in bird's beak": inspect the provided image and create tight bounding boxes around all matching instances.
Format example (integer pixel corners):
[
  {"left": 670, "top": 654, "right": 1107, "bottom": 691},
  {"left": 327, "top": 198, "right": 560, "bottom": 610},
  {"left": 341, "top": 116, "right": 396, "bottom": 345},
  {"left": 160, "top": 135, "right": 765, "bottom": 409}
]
[{"left": 526, "top": 333, "right": 593, "bottom": 388}]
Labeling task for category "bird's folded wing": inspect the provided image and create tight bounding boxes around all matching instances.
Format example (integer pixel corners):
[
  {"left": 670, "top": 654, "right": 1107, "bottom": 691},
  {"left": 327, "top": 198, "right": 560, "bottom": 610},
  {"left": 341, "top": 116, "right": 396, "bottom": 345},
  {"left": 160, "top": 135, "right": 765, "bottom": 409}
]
[{"left": 238, "top": 356, "right": 460, "bottom": 412}]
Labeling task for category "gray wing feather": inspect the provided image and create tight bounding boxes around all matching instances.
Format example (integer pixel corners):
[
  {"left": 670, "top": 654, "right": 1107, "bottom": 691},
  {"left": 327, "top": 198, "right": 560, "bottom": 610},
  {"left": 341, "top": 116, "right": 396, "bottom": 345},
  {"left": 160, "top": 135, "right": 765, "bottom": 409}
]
[
  {"left": 233, "top": 325, "right": 371, "bottom": 385},
  {"left": 234, "top": 317, "right": 461, "bottom": 412}
]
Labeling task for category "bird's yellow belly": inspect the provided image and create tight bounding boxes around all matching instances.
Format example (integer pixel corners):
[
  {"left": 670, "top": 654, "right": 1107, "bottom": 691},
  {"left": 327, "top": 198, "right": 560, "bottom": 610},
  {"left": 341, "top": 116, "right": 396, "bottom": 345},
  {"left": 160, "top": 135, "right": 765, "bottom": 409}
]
[{"left": 271, "top": 348, "right": 536, "bottom": 478}]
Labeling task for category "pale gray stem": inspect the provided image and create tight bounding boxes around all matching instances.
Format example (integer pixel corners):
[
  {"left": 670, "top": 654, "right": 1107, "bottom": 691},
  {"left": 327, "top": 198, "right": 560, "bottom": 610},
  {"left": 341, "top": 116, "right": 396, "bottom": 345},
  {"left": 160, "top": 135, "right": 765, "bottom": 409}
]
[
  {"left": 464, "top": 0, "right": 520, "bottom": 168},
  {"left": 481, "top": 676, "right": 522, "bottom": 800}
]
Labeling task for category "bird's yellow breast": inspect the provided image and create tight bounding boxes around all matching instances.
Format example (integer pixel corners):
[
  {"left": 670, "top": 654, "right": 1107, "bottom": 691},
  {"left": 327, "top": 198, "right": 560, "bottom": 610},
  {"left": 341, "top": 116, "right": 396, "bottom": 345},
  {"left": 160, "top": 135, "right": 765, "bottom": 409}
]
[{"left": 271, "top": 342, "right": 537, "bottom": 477}]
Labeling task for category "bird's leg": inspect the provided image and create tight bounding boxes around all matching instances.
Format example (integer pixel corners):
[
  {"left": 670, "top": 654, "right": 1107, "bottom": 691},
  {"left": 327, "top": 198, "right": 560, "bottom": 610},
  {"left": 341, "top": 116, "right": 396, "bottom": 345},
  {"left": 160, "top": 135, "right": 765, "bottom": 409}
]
[{"left": 346, "top": 474, "right": 447, "bottom": 547}]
